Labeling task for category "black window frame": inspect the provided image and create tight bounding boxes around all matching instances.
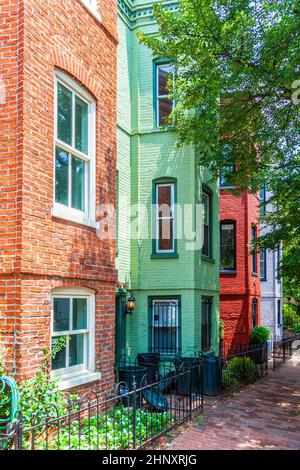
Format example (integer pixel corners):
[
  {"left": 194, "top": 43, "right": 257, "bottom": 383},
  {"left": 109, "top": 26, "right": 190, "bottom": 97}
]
[
  {"left": 220, "top": 220, "right": 236, "bottom": 272},
  {"left": 201, "top": 297, "right": 212, "bottom": 351},
  {"left": 202, "top": 187, "right": 213, "bottom": 259},
  {"left": 148, "top": 296, "right": 181, "bottom": 356},
  {"left": 252, "top": 298, "right": 258, "bottom": 328},
  {"left": 260, "top": 247, "right": 267, "bottom": 280},
  {"left": 251, "top": 225, "right": 258, "bottom": 274}
]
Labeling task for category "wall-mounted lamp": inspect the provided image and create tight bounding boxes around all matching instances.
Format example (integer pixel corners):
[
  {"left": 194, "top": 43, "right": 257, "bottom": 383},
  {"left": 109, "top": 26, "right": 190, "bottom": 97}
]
[{"left": 126, "top": 295, "right": 136, "bottom": 315}]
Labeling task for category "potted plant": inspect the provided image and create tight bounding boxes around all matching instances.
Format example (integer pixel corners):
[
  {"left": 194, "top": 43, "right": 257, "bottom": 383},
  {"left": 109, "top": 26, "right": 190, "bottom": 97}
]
[{"left": 248, "top": 326, "right": 270, "bottom": 364}]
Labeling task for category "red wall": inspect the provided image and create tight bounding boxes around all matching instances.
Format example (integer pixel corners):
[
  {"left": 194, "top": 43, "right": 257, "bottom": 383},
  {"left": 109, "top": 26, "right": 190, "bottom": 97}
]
[
  {"left": 0, "top": 0, "right": 118, "bottom": 394},
  {"left": 220, "top": 191, "right": 261, "bottom": 353}
]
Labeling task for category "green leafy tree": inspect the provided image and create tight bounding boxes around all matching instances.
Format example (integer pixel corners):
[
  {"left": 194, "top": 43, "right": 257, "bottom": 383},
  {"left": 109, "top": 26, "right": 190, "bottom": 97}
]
[{"left": 138, "top": 0, "right": 300, "bottom": 283}]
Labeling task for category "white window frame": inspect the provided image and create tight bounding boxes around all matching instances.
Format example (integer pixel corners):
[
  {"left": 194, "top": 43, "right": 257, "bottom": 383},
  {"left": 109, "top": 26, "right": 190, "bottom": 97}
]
[
  {"left": 156, "top": 63, "right": 175, "bottom": 127},
  {"left": 80, "top": 0, "right": 101, "bottom": 22},
  {"left": 151, "top": 299, "right": 179, "bottom": 355},
  {"left": 155, "top": 183, "right": 175, "bottom": 253},
  {"left": 51, "top": 288, "right": 100, "bottom": 390},
  {"left": 52, "top": 70, "right": 98, "bottom": 228}
]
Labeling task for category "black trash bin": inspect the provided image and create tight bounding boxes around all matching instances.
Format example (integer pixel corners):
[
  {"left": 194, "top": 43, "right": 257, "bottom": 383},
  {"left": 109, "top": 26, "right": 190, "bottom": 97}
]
[
  {"left": 137, "top": 353, "right": 160, "bottom": 384},
  {"left": 202, "top": 355, "right": 222, "bottom": 396},
  {"left": 174, "top": 356, "right": 202, "bottom": 395},
  {"left": 116, "top": 364, "right": 147, "bottom": 405}
]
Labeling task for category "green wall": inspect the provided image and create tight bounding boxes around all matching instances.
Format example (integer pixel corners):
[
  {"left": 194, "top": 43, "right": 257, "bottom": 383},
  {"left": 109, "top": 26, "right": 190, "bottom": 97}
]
[{"left": 116, "top": 0, "right": 220, "bottom": 360}]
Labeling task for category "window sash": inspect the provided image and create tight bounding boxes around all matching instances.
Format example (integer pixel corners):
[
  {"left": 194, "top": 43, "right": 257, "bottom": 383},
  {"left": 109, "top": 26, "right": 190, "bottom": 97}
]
[
  {"left": 201, "top": 298, "right": 212, "bottom": 351},
  {"left": 151, "top": 300, "right": 179, "bottom": 354},
  {"left": 156, "top": 64, "right": 174, "bottom": 126},
  {"left": 202, "top": 190, "right": 211, "bottom": 257},
  {"left": 252, "top": 300, "right": 258, "bottom": 327},
  {"left": 220, "top": 222, "right": 236, "bottom": 270},
  {"left": 260, "top": 248, "right": 267, "bottom": 280},
  {"left": 54, "top": 72, "right": 95, "bottom": 220},
  {"left": 155, "top": 183, "right": 175, "bottom": 253},
  {"left": 251, "top": 226, "right": 257, "bottom": 273},
  {"left": 51, "top": 296, "right": 90, "bottom": 375}
]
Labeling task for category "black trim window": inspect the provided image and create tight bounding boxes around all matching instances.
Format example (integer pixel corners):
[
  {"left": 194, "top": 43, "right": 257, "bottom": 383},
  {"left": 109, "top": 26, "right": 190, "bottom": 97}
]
[
  {"left": 277, "top": 299, "right": 282, "bottom": 326},
  {"left": 260, "top": 184, "right": 266, "bottom": 216},
  {"left": 277, "top": 244, "right": 281, "bottom": 282},
  {"left": 202, "top": 189, "right": 212, "bottom": 258},
  {"left": 155, "top": 182, "right": 175, "bottom": 253},
  {"left": 260, "top": 248, "right": 267, "bottom": 280},
  {"left": 201, "top": 297, "right": 212, "bottom": 351},
  {"left": 252, "top": 299, "right": 258, "bottom": 328},
  {"left": 156, "top": 63, "right": 174, "bottom": 126},
  {"left": 220, "top": 221, "right": 236, "bottom": 271},
  {"left": 150, "top": 298, "right": 180, "bottom": 355},
  {"left": 251, "top": 225, "right": 257, "bottom": 274}
]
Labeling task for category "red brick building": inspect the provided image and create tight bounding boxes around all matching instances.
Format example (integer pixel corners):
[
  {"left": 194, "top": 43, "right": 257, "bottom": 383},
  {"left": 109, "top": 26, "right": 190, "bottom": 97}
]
[
  {"left": 220, "top": 184, "right": 261, "bottom": 354},
  {"left": 0, "top": 0, "right": 117, "bottom": 393}
]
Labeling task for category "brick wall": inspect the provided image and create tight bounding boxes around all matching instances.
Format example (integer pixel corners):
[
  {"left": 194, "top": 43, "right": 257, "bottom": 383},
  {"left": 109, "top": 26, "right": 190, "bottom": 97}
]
[
  {"left": 0, "top": 0, "right": 117, "bottom": 394},
  {"left": 220, "top": 191, "right": 261, "bottom": 350}
]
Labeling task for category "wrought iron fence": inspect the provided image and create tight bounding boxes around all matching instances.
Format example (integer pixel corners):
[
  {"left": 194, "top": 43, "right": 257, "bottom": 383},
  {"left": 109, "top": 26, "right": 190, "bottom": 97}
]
[{"left": 0, "top": 362, "right": 203, "bottom": 451}]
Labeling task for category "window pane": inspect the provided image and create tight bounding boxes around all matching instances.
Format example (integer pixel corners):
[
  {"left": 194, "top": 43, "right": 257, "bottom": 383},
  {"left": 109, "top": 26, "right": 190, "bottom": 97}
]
[
  {"left": 57, "top": 82, "right": 72, "bottom": 145},
  {"left": 71, "top": 156, "right": 85, "bottom": 211},
  {"left": 158, "top": 185, "right": 171, "bottom": 210},
  {"left": 158, "top": 64, "right": 173, "bottom": 96},
  {"left": 203, "top": 224, "right": 209, "bottom": 257},
  {"left": 158, "top": 98, "right": 173, "bottom": 126},
  {"left": 158, "top": 218, "right": 173, "bottom": 251},
  {"left": 69, "top": 333, "right": 84, "bottom": 367},
  {"left": 221, "top": 223, "right": 235, "bottom": 270},
  {"left": 55, "top": 147, "right": 69, "bottom": 206},
  {"left": 75, "top": 96, "right": 88, "bottom": 154},
  {"left": 53, "top": 298, "right": 70, "bottom": 332},
  {"left": 152, "top": 301, "right": 178, "bottom": 354},
  {"left": 202, "top": 299, "right": 212, "bottom": 350},
  {"left": 260, "top": 248, "right": 266, "bottom": 279},
  {"left": 51, "top": 337, "right": 66, "bottom": 370},
  {"left": 73, "top": 298, "right": 87, "bottom": 330}
]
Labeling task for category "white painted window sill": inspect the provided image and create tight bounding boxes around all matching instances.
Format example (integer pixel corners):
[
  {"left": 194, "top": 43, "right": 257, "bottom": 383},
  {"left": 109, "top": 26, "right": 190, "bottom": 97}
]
[
  {"left": 55, "top": 371, "right": 101, "bottom": 391},
  {"left": 52, "top": 205, "right": 99, "bottom": 229},
  {"left": 79, "top": 1, "right": 102, "bottom": 23}
]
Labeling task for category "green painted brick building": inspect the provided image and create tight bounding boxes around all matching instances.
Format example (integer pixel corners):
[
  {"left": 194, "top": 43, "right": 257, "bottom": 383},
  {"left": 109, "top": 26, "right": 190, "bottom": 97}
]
[{"left": 116, "top": 0, "right": 220, "bottom": 362}]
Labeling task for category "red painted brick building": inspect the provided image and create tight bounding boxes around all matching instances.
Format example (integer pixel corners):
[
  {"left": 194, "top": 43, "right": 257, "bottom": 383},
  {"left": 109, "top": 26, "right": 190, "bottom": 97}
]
[
  {"left": 220, "top": 186, "right": 261, "bottom": 354},
  {"left": 0, "top": 0, "right": 118, "bottom": 393}
]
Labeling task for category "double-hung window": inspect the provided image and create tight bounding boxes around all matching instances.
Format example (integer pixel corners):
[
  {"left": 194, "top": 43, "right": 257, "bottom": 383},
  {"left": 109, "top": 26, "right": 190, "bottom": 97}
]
[
  {"left": 156, "top": 63, "right": 174, "bottom": 127},
  {"left": 260, "top": 184, "right": 266, "bottom": 216},
  {"left": 251, "top": 225, "right": 257, "bottom": 274},
  {"left": 252, "top": 299, "right": 258, "bottom": 327},
  {"left": 202, "top": 188, "right": 212, "bottom": 258},
  {"left": 51, "top": 289, "right": 97, "bottom": 388},
  {"left": 260, "top": 248, "right": 267, "bottom": 280},
  {"left": 149, "top": 298, "right": 180, "bottom": 355},
  {"left": 54, "top": 71, "right": 96, "bottom": 226},
  {"left": 201, "top": 297, "right": 212, "bottom": 351},
  {"left": 220, "top": 221, "right": 236, "bottom": 271},
  {"left": 153, "top": 180, "right": 176, "bottom": 254}
]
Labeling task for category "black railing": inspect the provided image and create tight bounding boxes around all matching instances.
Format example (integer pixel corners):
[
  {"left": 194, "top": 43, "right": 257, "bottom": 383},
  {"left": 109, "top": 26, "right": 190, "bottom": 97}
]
[{"left": 0, "top": 362, "right": 203, "bottom": 451}]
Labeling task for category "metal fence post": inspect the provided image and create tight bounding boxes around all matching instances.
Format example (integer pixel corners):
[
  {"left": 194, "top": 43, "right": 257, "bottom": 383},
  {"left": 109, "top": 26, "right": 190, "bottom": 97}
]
[
  {"left": 132, "top": 376, "right": 137, "bottom": 450},
  {"left": 283, "top": 340, "right": 286, "bottom": 363},
  {"left": 14, "top": 416, "right": 23, "bottom": 450}
]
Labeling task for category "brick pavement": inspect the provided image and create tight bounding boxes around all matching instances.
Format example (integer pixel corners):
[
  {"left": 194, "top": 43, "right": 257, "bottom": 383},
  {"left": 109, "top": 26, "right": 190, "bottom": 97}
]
[{"left": 170, "top": 353, "right": 300, "bottom": 450}]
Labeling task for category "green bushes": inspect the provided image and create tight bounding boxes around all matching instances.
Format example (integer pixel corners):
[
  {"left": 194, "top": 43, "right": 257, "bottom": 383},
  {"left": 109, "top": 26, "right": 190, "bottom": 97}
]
[
  {"left": 283, "top": 303, "right": 300, "bottom": 329},
  {"left": 222, "top": 356, "right": 258, "bottom": 389},
  {"left": 250, "top": 326, "right": 270, "bottom": 344}
]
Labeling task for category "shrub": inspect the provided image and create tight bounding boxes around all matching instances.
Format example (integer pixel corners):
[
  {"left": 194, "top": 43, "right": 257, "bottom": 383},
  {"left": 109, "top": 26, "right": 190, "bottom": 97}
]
[
  {"left": 222, "top": 356, "right": 258, "bottom": 389},
  {"left": 283, "top": 303, "right": 300, "bottom": 328},
  {"left": 250, "top": 326, "right": 270, "bottom": 344},
  {"left": 293, "top": 324, "right": 300, "bottom": 333}
]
